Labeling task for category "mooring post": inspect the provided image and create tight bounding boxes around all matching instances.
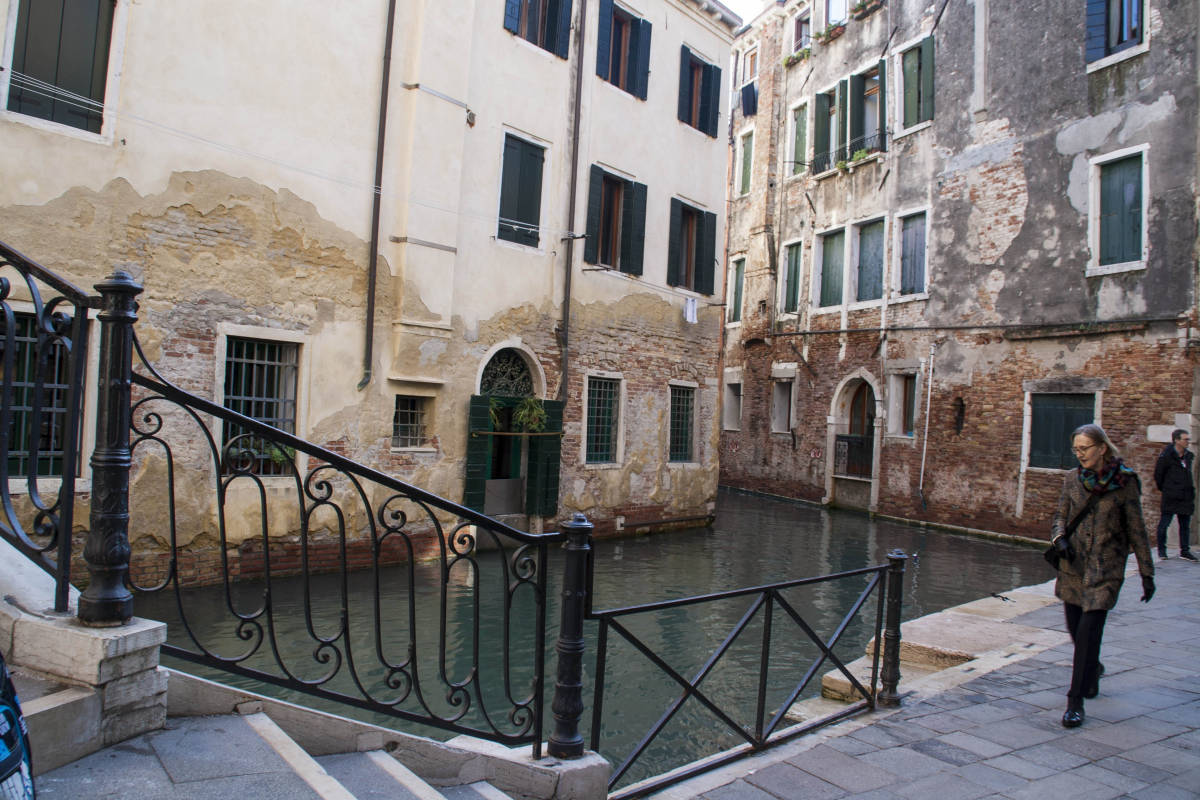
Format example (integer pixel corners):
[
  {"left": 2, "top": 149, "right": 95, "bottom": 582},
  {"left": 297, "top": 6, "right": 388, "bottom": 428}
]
[
  {"left": 877, "top": 548, "right": 907, "bottom": 707},
  {"left": 548, "top": 512, "right": 593, "bottom": 758},
  {"left": 77, "top": 271, "right": 142, "bottom": 626}
]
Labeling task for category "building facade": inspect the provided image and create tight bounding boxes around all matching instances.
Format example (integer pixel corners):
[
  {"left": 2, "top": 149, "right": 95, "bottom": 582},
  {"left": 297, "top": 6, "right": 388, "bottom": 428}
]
[
  {"left": 720, "top": 0, "right": 1199, "bottom": 538},
  {"left": 0, "top": 0, "right": 738, "bottom": 576}
]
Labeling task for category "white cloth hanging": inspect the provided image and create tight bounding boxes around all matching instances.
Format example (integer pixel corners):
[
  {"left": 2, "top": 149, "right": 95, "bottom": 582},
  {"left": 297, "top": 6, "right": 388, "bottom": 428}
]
[{"left": 684, "top": 297, "right": 698, "bottom": 324}]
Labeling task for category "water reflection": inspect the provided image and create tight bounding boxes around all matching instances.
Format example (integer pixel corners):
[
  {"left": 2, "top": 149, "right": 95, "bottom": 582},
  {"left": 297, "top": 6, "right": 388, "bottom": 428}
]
[{"left": 135, "top": 489, "right": 1049, "bottom": 786}]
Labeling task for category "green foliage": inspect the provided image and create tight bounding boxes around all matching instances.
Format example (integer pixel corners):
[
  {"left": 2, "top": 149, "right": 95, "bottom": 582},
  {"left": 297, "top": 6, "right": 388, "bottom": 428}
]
[{"left": 512, "top": 397, "right": 548, "bottom": 432}]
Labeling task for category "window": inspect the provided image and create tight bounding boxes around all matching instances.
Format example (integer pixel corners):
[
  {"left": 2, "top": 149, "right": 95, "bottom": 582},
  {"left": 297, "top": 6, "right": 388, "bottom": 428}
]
[
  {"left": 667, "top": 199, "right": 717, "bottom": 294},
  {"left": 723, "top": 382, "right": 742, "bottom": 431},
  {"left": 900, "top": 38, "right": 934, "bottom": 129},
  {"left": 793, "top": 13, "right": 811, "bottom": 52},
  {"left": 888, "top": 373, "right": 917, "bottom": 436},
  {"left": 791, "top": 104, "right": 808, "bottom": 175},
  {"left": 586, "top": 376, "right": 621, "bottom": 463},
  {"left": 497, "top": 134, "right": 545, "bottom": 247},
  {"left": 818, "top": 229, "right": 845, "bottom": 307},
  {"left": 771, "top": 380, "right": 793, "bottom": 434},
  {"left": 392, "top": 396, "right": 428, "bottom": 448},
  {"left": 728, "top": 258, "right": 744, "bottom": 323},
  {"left": 1093, "top": 150, "right": 1145, "bottom": 272},
  {"left": 583, "top": 165, "right": 647, "bottom": 274},
  {"left": 812, "top": 84, "right": 845, "bottom": 173},
  {"left": 854, "top": 220, "right": 884, "bottom": 302},
  {"left": 503, "top": 0, "right": 572, "bottom": 59},
  {"left": 1086, "top": 0, "right": 1143, "bottom": 62},
  {"left": 6, "top": 0, "right": 114, "bottom": 133},
  {"left": 898, "top": 212, "right": 926, "bottom": 295},
  {"left": 782, "top": 243, "right": 802, "bottom": 313},
  {"left": 742, "top": 49, "right": 758, "bottom": 85},
  {"left": 223, "top": 337, "right": 299, "bottom": 476},
  {"left": 738, "top": 131, "right": 754, "bottom": 195},
  {"left": 4, "top": 312, "right": 73, "bottom": 477},
  {"left": 669, "top": 385, "right": 695, "bottom": 462},
  {"left": 677, "top": 45, "right": 721, "bottom": 137},
  {"left": 1030, "top": 394, "right": 1095, "bottom": 469},
  {"left": 826, "top": 0, "right": 848, "bottom": 24},
  {"left": 849, "top": 63, "right": 887, "bottom": 155},
  {"left": 596, "top": 0, "right": 651, "bottom": 99}
]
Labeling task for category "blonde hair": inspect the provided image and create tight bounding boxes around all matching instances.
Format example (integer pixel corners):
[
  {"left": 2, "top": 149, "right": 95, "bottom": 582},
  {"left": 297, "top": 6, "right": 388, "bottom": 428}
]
[{"left": 1072, "top": 423, "right": 1120, "bottom": 460}]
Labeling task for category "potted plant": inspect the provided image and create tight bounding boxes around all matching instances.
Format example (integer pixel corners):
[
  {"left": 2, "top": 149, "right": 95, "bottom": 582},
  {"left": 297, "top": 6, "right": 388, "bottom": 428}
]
[
  {"left": 850, "top": 148, "right": 870, "bottom": 164},
  {"left": 512, "top": 396, "right": 548, "bottom": 433},
  {"left": 851, "top": 0, "right": 884, "bottom": 20},
  {"left": 783, "top": 47, "right": 812, "bottom": 68},
  {"left": 813, "top": 23, "right": 846, "bottom": 44},
  {"left": 835, "top": 159, "right": 849, "bottom": 172}
]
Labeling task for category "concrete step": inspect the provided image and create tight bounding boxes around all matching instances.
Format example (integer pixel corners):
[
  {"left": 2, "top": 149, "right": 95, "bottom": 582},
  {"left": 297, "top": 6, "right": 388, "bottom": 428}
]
[
  {"left": 440, "top": 780, "right": 516, "bottom": 800},
  {"left": 12, "top": 669, "right": 103, "bottom": 776},
  {"left": 315, "top": 751, "right": 445, "bottom": 800}
]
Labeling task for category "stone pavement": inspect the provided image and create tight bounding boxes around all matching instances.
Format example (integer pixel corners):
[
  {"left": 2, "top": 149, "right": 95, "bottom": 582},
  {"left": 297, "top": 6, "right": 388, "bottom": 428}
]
[{"left": 653, "top": 556, "right": 1200, "bottom": 800}]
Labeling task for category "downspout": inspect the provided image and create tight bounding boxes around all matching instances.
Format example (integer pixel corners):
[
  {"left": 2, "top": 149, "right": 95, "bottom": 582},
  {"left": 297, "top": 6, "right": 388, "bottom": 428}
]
[
  {"left": 359, "top": 0, "right": 398, "bottom": 391},
  {"left": 558, "top": 0, "right": 589, "bottom": 401},
  {"left": 917, "top": 342, "right": 936, "bottom": 510}
]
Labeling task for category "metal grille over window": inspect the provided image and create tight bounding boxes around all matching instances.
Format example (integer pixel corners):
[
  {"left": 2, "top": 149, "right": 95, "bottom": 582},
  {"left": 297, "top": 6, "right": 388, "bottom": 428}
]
[
  {"left": 392, "top": 396, "right": 426, "bottom": 448},
  {"left": 669, "top": 386, "right": 694, "bottom": 462},
  {"left": 222, "top": 337, "right": 298, "bottom": 475},
  {"left": 586, "top": 378, "right": 619, "bottom": 463},
  {"left": 480, "top": 349, "right": 534, "bottom": 397},
  {"left": 4, "top": 313, "right": 71, "bottom": 477}
]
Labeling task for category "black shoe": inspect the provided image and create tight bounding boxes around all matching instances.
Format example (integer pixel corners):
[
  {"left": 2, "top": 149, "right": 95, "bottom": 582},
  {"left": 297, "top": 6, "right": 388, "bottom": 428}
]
[
  {"left": 1062, "top": 703, "right": 1084, "bottom": 728},
  {"left": 1181, "top": 551, "right": 1198, "bottom": 562},
  {"left": 1084, "top": 663, "right": 1105, "bottom": 699},
  {"left": 1159, "top": 550, "right": 1168, "bottom": 559}
]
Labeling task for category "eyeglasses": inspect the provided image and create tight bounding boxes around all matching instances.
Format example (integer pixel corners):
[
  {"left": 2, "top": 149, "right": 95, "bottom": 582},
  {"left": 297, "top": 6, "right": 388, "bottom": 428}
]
[{"left": 1072, "top": 443, "right": 1100, "bottom": 455}]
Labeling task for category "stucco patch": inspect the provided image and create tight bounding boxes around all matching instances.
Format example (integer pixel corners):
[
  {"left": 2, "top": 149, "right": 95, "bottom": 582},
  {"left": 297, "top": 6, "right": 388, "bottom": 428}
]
[{"left": 938, "top": 119, "right": 1027, "bottom": 267}]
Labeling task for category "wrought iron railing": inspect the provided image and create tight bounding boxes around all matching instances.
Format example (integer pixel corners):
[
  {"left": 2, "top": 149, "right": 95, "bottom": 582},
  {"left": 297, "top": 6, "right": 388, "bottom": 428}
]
[
  {"left": 848, "top": 129, "right": 888, "bottom": 157},
  {"left": 835, "top": 433, "right": 873, "bottom": 478},
  {"left": 0, "top": 241, "right": 93, "bottom": 613},
  {"left": 586, "top": 553, "right": 906, "bottom": 798}
]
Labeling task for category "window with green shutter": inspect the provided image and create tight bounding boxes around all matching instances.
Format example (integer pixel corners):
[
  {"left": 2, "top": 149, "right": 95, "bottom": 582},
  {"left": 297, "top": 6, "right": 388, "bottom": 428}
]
[
  {"left": 677, "top": 46, "right": 721, "bottom": 137},
  {"left": 849, "top": 64, "right": 886, "bottom": 155},
  {"left": 1098, "top": 153, "right": 1143, "bottom": 267},
  {"left": 596, "top": 0, "right": 651, "bottom": 98},
  {"left": 669, "top": 385, "right": 694, "bottom": 462},
  {"left": 819, "top": 230, "right": 845, "bottom": 307},
  {"left": 7, "top": 0, "right": 114, "bottom": 133},
  {"left": 739, "top": 131, "right": 753, "bottom": 195},
  {"left": 667, "top": 198, "right": 716, "bottom": 294},
  {"left": 856, "top": 220, "right": 884, "bottom": 302},
  {"left": 792, "top": 104, "right": 807, "bottom": 175},
  {"left": 503, "top": 0, "right": 573, "bottom": 58},
  {"left": 901, "top": 37, "right": 934, "bottom": 129},
  {"left": 583, "top": 165, "right": 646, "bottom": 275},
  {"left": 783, "top": 243, "right": 801, "bottom": 313},
  {"left": 899, "top": 212, "right": 926, "bottom": 295},
  {"left": 586, "top": 377, "right": 621, "bottom": 463},
  {"left": 1030, "top": 394, "right": 1095, "bottom": 469},
  {"left": 497, "top": 134, "right": 545, "bottom": 247},
  {"left": 729, "top": 259, "right": 744, "bottom": 322}
]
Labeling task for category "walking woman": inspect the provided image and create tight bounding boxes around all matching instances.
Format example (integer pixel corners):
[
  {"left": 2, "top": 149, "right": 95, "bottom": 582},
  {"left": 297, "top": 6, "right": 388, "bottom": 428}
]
[{"left": 1050, "top": 423, "right": 1155, "bottom": 728}]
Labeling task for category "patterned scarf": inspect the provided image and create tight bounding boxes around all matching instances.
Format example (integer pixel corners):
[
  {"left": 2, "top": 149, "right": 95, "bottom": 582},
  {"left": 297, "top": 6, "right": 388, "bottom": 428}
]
[{"left": 1079, "top": 457, "right": 1135, "bottom": 494}]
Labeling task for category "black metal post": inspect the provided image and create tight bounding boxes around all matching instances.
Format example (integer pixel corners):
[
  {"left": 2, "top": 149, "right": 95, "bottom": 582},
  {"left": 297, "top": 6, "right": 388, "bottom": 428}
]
[
  {"left": 77, "top": 271, "right": 142, "bottom": 626},
  {"left": 877, "top": 548, "right": 907, "bottom": 707},
  {"left": 548, "top": 512, "right": 592, "bottom": 758}
]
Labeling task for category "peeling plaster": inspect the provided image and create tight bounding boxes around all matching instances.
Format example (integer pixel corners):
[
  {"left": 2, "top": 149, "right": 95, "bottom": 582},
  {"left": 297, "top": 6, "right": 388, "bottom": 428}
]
[
  {"left": 1097, "top": 279, "right": 1149, "bottom": 317},
  {"left": 419, "top": 338, "right": 447, "bottom": 365}
]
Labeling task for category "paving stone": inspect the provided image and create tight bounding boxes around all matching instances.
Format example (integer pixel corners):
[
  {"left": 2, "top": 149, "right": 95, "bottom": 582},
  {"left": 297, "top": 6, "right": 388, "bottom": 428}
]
[
  {"left": 1010, "top": 741, "right": 1090, "bottom": 771},
  {"left": 1147, "top": 699, "right": 1200, "bottom": 726},
  {"left": 962, "top": 718, "right": 1059, "bottom": 749},
  {"left": 909, "top": 711, "right": 970, "bottom": 734},
  {"left": 1165, "top": 765, "right": 1200, "bottom": 792},
  {"left": 947, "top": 700, "right": 1028, "bottom": 724},
  {"left": 953, "top": 762, "right": 1031, "bottom": 792},
  {"left": 823, "top": 735, "right": 879, "bottom": 756},
  {"left": 1127, "top": 781, "right": 1199, "bottom": 800},
  {"left": 859, "top": 745, "right": 950, "bottom": 779},
  {"left": 784, "top": 744, "right": 896, "bottom": 793},
  {"left": 1091, "top": 755, "right": 1173, "bottom": 785},
  {"left": 979, "top": 754, "right": 1058, "bottom": 780},
  {"left": 891, "top": 771, "right": 991, "bottom": 800},
  {"left": 837, "top": 789, "right": 906, "bottom": 800},
  {"left": 1079, "top": 716, "right": 1178, "bottom": 750},
  {"left": 908, "top": 738, "right": 980, "bottom": 766},
  {"left": 998, "top": 769, "right": 1122, "bottom": 800},
  {"left": 1052, "top": 733, "right": 1123, "bottom": 761},
  {"left": 1160, "top": 730, "right": 1200, "bottom": 755},
  {"left": 1120, "top": 741, "right": 1200, "bottom": 775},
  {"left": 1064, "top": 762, "right": 1148, "bottom": 793},
  {"left": 700, "top": 778, "right": 778, "bottom": 800},
  {"left": 936, "top": 732, "right": 1011, "bottom": 759},
  {"left": 745, "top": 762, "right": 846, "bottom": 800}
]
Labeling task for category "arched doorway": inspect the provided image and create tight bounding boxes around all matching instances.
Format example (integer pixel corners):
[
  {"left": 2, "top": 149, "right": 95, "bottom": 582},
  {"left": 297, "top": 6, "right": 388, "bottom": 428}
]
[
  {"left": 464, "top": 349, "right": 562, "bottom": 518},
  {"left": 828, "top": 374, "right": 879, "bottom": 511}
]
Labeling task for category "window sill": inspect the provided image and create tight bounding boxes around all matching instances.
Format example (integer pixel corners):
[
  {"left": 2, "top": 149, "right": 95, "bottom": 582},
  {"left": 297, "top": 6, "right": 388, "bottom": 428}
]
[
  {"left": 725, "top": 320, "right": 742, "bottom": 329},
  {"left": 668, "top": 460, "right": 700, "bottom": 466},
  {"left": 1086, "top": 259, "right": 1145, "bottom": 278},
  {"left": 391, "top": 446, "right": 437, "bottom": 454},
  {"left": 847, "top": 298, "right": 884, "bottom": 312},
  {"left": 891, "top": 120, "right": 933, "bottom": 141},
  {"left": 1, "top": 110, "right": 113, "bottom": 145},
  {"left": 1026, "top": 465, "right": 1074, "bottom": 475},
  {"left": 889, "top": 291, "right": 929, "bottom": 305},
  {"left": 584, "top": 461, "right": 622, "bottom": 470},
  {"left": 884, "top": 432, "right": 916, "bottom": 442},
  {"left": 810, "top": 304, "right": 843, "bottom": 316},
  {"left": 1086, "top": 41, "right": 1149, "bottom": 74},
  {"left": 722, "top": 426, "right": 741, "bottom": 433},
  {"left": 832, "top": 473, "right": 871, "bottom": 483}
]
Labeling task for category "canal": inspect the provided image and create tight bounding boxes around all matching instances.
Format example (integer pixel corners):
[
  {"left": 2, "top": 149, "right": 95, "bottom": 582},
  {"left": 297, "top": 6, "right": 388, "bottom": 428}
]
[{"left": 135, "top": 488, "right": 1051, "bottom": 788}]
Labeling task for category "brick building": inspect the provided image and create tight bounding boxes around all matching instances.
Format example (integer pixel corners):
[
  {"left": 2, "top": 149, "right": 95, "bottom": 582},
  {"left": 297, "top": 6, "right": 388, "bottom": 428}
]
[{"left": 720, "top": 0, "right": 1199, "bottom": 539}]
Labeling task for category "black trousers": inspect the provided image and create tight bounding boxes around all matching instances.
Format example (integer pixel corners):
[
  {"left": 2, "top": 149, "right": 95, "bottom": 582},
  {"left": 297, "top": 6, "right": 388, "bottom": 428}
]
[{"left": 1064, "top": 603, "right": 1107, "bottom": 702}]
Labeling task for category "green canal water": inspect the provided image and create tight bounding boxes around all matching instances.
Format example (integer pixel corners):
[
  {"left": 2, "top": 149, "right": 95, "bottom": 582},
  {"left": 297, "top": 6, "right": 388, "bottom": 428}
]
[{"left": 134, "top": 488, "right": 1051, "bottom": 788}]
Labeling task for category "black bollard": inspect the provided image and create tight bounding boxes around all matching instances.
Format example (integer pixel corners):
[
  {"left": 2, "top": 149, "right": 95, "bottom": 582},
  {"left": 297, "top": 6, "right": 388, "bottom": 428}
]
[
  {"left": 78, "top": 271, "right": 142, "bottom": 626},
  {"left": 548, "top": 513, "right": 592, "bottom": 758},
  {"left": 877, "top": 548, "right": 907, "bottom": 706}
]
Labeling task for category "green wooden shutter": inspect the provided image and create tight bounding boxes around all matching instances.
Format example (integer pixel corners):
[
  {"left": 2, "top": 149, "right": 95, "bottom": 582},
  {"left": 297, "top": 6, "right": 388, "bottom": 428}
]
[
  {"left": 1031, "top": 394, "right": 1094, "bottom": 469},
  {"left": 498, "top": 135, "right": 523, "bottom": 243},
  {"left": 836, "top": 80, "right": 848, "bottom": 162},
  {"left": 919, "top": 37, "right": 935, "bottom": 123},
  {"left": 463, "top": 395, "right": 493, "bottom": 511},
  {"left": 902, "top": 47, "right": 919, "bottom": 128},
  {"left": 503, "top": 0, "right": 522, "bottom": 33},
  {"left": 901, "top": 214, "right": 926, "bottom": 294},
  {"left": 696, "top": 211, "right": 717, "bottom": 295},
  {"left": 820, "top": 231, "right": 844, "bottom": 307},
  {"left": 704, "top": 64, "right": 722, "bottom": 137},
  {"left": 1099, "top": 154, "right": 1142, "bottom": 266},
  {"left": 553, "top": 0, "right": 573, "bottom": 59},
  {"left": 596, "top": 0, "right": 613, "bottom": 80},
  {"left": 856, "top": 221, "right": 884, "bottom": 301},
  {"left": 785, "top": 244, "right": 801, "bottom": 312},
  {"left": 848, "top": 73, "right": 865, "bottom": 152},
  {"left": 877, "top": 60, "right": 887, "bottom": 151},
  {"left": 793, "top": 105, "right": 807, "bottom": 174},
  {"left": 525, "top": 400, "right": 563, "bottom": 517},
  {"left": 633, "top": 19, "right": 652, "bottom": 100},
  {"left": 583, "top": 165, "right": 603, "bottom": 264},
  {"left": 518, "top": 140, "right": 544, "bottom": 246},
  {"left": 620, "top": 180, "right": 647, "bottom": 276},
  {"left": 667, "top": 198, "right": 683, "bottom": 286},
  {"left": 740, "top": 132, "right": 753, "bottom": 195},
  {"left": 677, "top": 46, "right": 692, "bottom": 122},
  {"left": 730, "top": 259, "right": 744, "bottom": 322},
  {"left": 813, "top": 93, "right": 830, "bottom": 169},
  {"left": 698, "top": 64, "right": 715, "bottom": 135}
]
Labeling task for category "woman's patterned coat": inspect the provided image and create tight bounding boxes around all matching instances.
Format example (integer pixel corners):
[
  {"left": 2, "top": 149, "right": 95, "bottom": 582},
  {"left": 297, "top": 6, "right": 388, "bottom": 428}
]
[{"left": 1052, "top": 470, "right": 1155, "bottom": 612}]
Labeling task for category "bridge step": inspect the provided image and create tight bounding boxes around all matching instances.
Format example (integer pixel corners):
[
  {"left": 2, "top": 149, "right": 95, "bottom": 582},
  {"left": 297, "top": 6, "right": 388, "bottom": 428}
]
[{"left": 12, "top": 670, "right": 103, "bottom": 776}]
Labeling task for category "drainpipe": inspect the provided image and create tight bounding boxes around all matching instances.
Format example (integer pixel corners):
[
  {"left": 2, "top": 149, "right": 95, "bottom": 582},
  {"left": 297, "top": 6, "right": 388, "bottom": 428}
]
[
  {"left": 917, "top": 342, "right": 936, "bottom": 510},
  {"left": 359, "top": 0, "right": 398, "bottom": 391},
  {"left": 557, "top": 0, "right": 589, "bottom": 401}
]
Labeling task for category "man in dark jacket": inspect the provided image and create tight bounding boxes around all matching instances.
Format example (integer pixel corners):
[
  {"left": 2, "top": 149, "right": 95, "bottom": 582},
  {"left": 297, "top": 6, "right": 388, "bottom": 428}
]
[{"left": 1154, "top": 428, "right": 1196, "bottom": 560}]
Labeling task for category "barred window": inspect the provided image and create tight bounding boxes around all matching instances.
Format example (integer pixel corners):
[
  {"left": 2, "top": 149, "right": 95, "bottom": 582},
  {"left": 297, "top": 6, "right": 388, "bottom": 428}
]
[
  {"left": 5, "top": 312, "right": 72, "bottom": 477},
  {"left": 669, "top": 385, "right": 695, "bottom": 462},
  {"left": 222, "top": 337, "right": 298, "bottom": 475},
  {"left": 586, "top": 377, "right": 620, "bottom": 464},
  {"left": 392, "top": 396, "right": 427, "bottom": 448}
]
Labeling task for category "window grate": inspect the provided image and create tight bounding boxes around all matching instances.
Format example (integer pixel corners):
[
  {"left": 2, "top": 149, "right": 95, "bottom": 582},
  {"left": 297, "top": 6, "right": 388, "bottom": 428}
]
[
  {"left": 669, "top": 386, "right": 694, "bottom": 462},
  {"left": 222, "top": 337, "right": 298, "bottom": 475},
  {"left": 586, "top": 378, "right": 620, "bottom": 463},
  {"left": 392, "top": 396, "right": 426, "bottom": 448}
]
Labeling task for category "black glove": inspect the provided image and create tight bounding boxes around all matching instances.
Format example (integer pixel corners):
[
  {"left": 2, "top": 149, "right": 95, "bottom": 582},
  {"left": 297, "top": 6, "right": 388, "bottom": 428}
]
[
  {"left": 1053, "top": 536, "right": 1075, "bottom": 562},
  {"left": 1141, "top": 576, "right": 1155, "bottom": 603}
]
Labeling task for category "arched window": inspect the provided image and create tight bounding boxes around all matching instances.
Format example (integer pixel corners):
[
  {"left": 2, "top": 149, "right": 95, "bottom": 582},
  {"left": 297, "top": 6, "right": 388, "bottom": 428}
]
[
  {"left": 849, "top": 382, "right": 875, "bottom": 436},
  {"left": 480, "top": 349, "right": 534, "bottom": 398}
]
